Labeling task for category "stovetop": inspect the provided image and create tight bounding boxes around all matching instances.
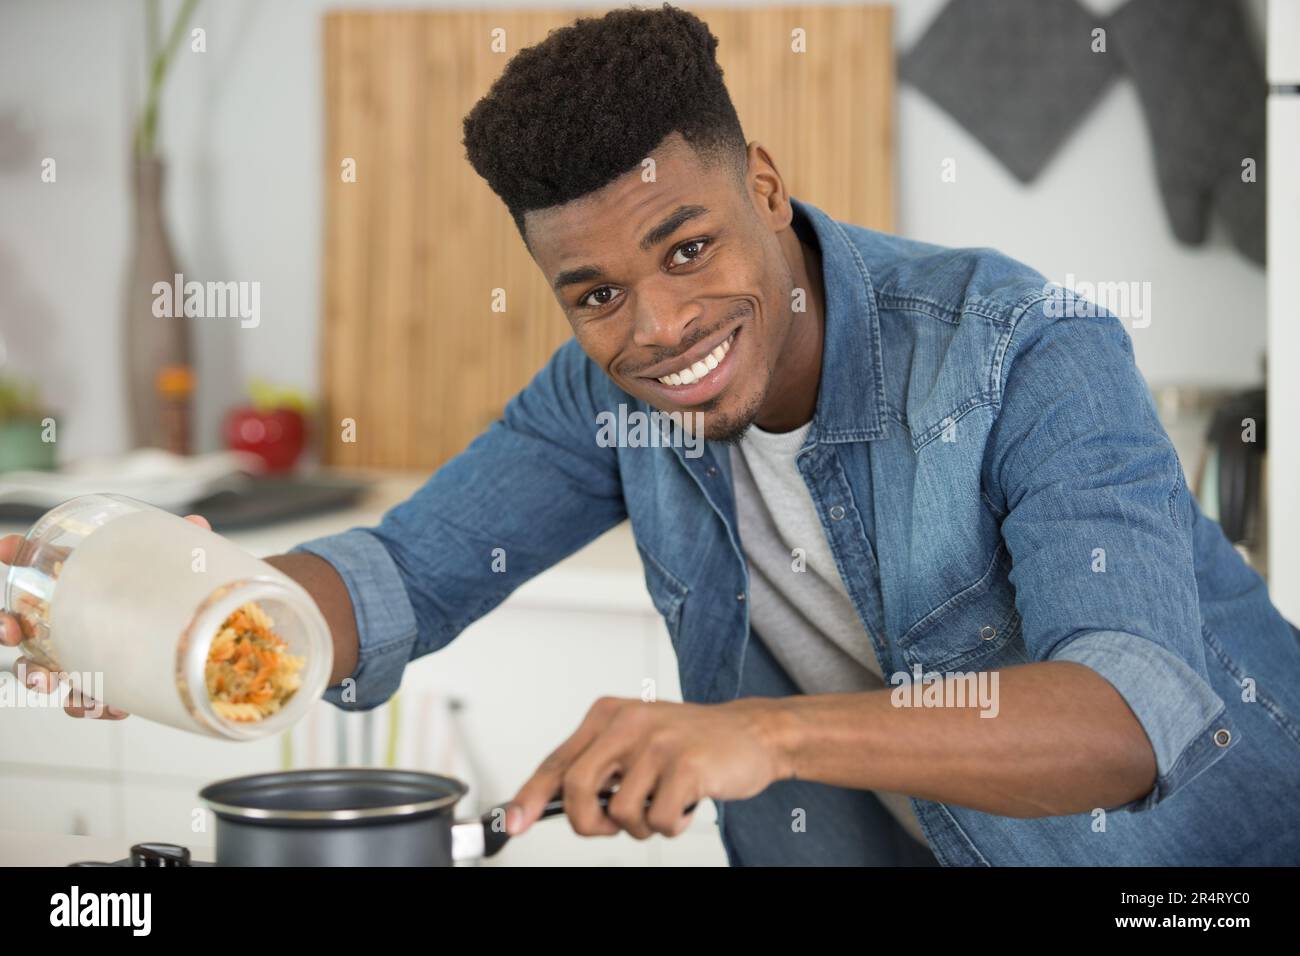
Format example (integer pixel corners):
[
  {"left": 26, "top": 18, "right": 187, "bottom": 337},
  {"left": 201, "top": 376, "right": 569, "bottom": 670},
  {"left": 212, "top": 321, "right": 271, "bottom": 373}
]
[{"left": 69, "top": 842, "right": 213, "bottom": 867}]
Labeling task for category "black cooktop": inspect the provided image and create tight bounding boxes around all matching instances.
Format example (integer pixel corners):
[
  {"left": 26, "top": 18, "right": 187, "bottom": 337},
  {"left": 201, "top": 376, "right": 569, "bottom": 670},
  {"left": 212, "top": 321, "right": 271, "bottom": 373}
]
[{"left": 0, "top": 474, "right": 372, "bottom": 532}]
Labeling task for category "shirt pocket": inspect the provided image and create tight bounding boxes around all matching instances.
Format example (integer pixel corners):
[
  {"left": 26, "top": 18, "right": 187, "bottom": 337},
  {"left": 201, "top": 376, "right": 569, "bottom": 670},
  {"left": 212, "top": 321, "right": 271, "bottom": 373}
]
[
  {"left": 636, "top": 543, "right": 690, "bottom": 637},
  {"left": 897, "top": 543, "right": 1026, "bottom": 672}
]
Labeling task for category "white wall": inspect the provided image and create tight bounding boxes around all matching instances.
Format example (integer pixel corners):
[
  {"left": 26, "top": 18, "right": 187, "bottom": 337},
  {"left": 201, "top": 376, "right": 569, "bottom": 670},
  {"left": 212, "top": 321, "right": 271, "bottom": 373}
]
[
  {"left": 900, "top": 0, "right": 1269, "bottom": 388},
  {"left": 0, "top": 0, "right": 1268, "bottom": 462},
  {"left": 1266, "top": 0, "right": 1300, "bottom": 619}
]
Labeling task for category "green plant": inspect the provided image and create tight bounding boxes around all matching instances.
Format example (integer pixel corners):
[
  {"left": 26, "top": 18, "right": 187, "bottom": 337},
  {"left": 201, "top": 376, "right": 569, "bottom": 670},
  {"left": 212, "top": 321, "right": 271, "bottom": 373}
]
[
  {"left": 0, "top": 377, "right": 46, "bottom": 423},
  {"left": 134, "top": 0, "right": 202, "bottom": 158},
  {"left": 247, "top": 379, "right": 314, "bottom": 414}
]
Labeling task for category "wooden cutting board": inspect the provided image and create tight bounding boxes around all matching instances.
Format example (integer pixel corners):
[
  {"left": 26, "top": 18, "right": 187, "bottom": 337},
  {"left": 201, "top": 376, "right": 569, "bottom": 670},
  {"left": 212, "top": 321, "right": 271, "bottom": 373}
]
[{"left": 321, "top": 6, "right": 894, "bottom": 470}]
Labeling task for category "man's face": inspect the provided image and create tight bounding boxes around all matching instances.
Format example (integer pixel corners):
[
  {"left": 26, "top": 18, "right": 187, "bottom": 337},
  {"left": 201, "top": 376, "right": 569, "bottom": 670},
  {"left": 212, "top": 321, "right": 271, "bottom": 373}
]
[{"left": 524, "top": 135, "right": 800, "bottom": 442}]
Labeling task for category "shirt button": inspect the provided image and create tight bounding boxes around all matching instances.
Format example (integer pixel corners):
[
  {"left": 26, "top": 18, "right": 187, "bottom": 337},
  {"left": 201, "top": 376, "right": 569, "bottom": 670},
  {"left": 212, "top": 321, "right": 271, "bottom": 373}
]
[
  {"left": 829, "top": 504, "right": 846, "bottom": 520},
  {"left": 1213, "top": 728, "right": 1232, "bottom": 747},
  {"left": 979, "top": 625, "right": 997, "bottom": 641},
  {"left": 736, "top": 592, "right": 746, "bottom": 602},
  {"left": 705, "top": 466, "right": 718, "bottom": 477}
]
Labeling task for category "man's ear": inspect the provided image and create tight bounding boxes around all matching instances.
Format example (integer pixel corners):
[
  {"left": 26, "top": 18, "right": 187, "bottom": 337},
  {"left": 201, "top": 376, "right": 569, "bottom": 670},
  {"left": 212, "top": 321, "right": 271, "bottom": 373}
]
[{"left": 743, "top": 141, "right": 791, "bottom": 232}]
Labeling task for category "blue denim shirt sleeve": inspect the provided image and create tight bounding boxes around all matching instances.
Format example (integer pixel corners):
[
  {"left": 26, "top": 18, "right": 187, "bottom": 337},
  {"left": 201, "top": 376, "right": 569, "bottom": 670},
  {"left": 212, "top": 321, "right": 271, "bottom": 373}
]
[
  {"left": 291, "top": 528, "right": 420, "bottom": 711},
  {"left": 984, "top": 291, "right": 1235, "bottom": 811},
  {"left": 291, "top": 339, "right": 627, "bottom": 712}
]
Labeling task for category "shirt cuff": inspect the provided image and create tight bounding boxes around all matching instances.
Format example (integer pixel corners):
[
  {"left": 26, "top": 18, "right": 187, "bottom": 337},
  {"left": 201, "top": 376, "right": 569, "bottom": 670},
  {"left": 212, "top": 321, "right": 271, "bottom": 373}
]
[
  {"left": 1052, "top": 629, "right": 1237, "bottom": 812},
  {"left": 290, "top": 528, "right": 418, "bottom": 712}
]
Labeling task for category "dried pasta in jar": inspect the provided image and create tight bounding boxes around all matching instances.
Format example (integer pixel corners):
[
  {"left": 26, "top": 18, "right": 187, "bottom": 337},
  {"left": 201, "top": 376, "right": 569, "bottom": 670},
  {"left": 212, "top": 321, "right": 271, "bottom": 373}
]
[
  {"left": 12, "top": 558, "right": 63, "bottom": 670},
  {"left": 205, "top": 602, "right": 305, "bottom": 722}
]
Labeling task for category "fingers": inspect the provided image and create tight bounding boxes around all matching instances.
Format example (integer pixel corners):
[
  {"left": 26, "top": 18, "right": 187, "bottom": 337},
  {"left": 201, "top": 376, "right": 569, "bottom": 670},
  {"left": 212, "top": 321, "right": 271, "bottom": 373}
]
[
  {"left": 507, "top": 754, "right": 572, "bottom": 837},
  {"left": 0, "top": 613, "right": 22, "bottom": 647},
  {"left": 64, "top": 691, "right": 126, "bottom": 720},
  {"left": 604, "top": 756, "right": 659, "bottom": 840},
  {"left": 12, "top": 655, "right": 54, "bottom": 692},
  {"left": 505, "top": 696, "right": 622, "bottom": 836},
  {"left": 510, "top": 698, "right": 703, "bottom": 842},
  {"left": 2, "top": 524, "right": 157, "bottom": 721},
  {"left": 183, "top": 514, "right": 211, "bottom": 530},
  {"left": 57, "top": 677, "right": 127, "bottom": 719},
  {"left": 601, "top": 735, "right": 699, "bottom": 839},
  {"left": 561, "top": 708, "right": 649, "bottom": 837},
  {"left": 8, "top": 657, "right": 127, "bottom": 720},
  {"left": 2, "top": 527, "right": 141, "bottom": 722},
  {"left": 0, "top": 533, "right": 22, "bottom": 565},
  {"left": 645, "top": 766, "right": 699, "bottom": 838},
  {"left": 561, "top": 753, "right": 622, "bottom": 838}
]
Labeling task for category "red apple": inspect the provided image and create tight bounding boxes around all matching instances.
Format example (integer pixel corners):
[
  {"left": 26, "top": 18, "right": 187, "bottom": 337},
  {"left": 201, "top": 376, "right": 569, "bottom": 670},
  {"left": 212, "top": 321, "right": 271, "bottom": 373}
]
[{"left": 222, "top": 406, "right": 307, "bottom": 472}]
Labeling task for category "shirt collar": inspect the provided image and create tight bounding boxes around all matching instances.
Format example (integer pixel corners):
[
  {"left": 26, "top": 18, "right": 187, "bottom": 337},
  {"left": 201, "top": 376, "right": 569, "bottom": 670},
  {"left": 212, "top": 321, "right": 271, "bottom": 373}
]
[{"left": 789, "top": 196, "right": 888, "bottom": 443}]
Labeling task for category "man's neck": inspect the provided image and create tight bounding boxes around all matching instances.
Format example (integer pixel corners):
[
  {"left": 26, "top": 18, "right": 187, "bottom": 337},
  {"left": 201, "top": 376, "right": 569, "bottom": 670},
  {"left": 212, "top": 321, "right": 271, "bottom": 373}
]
[{"left": 754, "top": 229, "right": 826, "bottom": 433}]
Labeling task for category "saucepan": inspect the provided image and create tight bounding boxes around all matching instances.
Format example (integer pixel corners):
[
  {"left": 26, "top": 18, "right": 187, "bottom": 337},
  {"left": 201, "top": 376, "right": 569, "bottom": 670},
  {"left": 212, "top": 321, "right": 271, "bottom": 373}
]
[{"left": 200, "top": 768, "right": 673, "bottom": 866}]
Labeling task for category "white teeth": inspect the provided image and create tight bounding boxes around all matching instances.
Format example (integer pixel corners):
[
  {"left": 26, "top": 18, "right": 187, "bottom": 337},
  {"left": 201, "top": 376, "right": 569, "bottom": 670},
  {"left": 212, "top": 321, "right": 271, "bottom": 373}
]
[{"left": 657, "top": 332, "right": 735, "bottom": 386}]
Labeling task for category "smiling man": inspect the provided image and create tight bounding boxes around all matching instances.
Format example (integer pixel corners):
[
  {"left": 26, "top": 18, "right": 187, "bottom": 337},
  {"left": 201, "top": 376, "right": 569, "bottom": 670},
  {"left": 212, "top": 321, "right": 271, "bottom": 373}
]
[
  {"left": 8, "top": 3, "right": 1299, "bottom": 866},
  {"left": 279, "top": 4, "right": 1299, "bottom": 864}
]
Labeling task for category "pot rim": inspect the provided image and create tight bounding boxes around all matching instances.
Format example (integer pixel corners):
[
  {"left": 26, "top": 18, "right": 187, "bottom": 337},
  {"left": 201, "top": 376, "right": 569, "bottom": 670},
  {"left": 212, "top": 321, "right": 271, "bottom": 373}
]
[{"left": 200, "top": 767, "right": 468, "bottom": 823}]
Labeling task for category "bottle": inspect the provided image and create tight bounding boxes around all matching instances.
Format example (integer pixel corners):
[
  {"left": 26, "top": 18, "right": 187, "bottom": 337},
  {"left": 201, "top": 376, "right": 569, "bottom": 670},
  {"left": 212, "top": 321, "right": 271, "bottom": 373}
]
[
  {"left": 124, "top": 157, "right": 192, "bottom": 451},
  {"left": 3, "top": 494, "right": 332, "bottom": 740},
  {"left": 156, "top": 365, "right": 194, "bottom": 456}
]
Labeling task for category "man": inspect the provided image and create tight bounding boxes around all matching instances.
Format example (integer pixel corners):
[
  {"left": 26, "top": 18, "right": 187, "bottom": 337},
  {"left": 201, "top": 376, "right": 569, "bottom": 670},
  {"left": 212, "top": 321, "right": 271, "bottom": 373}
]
[{"left": 6, "top": 4, "right": 1299, "bottom": 865}]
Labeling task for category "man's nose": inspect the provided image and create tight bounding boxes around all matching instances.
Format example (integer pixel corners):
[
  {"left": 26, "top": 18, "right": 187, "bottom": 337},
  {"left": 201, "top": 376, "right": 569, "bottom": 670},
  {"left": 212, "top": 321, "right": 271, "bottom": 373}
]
[{"left": 630, "top": 281, "right": 702, "bottom": 351}]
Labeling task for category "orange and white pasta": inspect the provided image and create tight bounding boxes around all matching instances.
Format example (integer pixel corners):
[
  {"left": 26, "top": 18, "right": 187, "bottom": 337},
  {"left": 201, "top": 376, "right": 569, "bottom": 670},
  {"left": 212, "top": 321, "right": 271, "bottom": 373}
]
[{"left": 205, "top": 602, "right": 304, "bottom": 722}]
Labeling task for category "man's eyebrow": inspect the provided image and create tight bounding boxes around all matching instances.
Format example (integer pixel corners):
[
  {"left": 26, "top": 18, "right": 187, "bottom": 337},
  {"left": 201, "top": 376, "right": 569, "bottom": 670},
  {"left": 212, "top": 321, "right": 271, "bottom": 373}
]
[
  {"left": 553, "top": 264, "right": 604, "bottom": 293},
  {"left": 551, "top": 204, "right": 711, "bottom": 293},
  {"left": 639, "top": 204, "right": 709, "bottom": 251}
]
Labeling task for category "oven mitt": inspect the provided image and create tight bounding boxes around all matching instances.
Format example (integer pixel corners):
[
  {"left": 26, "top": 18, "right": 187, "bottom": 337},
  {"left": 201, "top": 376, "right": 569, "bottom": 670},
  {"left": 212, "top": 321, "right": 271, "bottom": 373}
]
[
  {"left": 899, "top": 0, "right": 1119, "bottom": 183},
  {"left": 1106, "top": 0, "right": 1266, "bottom": 264}
]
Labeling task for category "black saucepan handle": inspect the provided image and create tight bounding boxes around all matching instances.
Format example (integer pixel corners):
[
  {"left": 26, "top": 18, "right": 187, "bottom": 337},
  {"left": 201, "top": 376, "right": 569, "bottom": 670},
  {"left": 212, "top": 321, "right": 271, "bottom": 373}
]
[{"left": 478, "top": 789, "right": 698, "bottom": 858}]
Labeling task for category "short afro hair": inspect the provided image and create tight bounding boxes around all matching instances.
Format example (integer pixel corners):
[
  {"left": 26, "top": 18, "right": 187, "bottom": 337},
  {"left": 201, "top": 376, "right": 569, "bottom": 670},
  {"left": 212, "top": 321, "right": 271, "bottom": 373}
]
[{"left": 462, "top": 3, "right": 748, "bottom": 241}]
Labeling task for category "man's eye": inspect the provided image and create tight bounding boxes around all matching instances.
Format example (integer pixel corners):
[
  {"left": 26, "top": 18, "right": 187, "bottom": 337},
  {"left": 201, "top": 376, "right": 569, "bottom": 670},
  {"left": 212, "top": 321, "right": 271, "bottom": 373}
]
[
  {"left": 579, "top": 286, "right": 621, "bottom": 309},
  {"left": 670, "top": 238, "right": 710, "bottom": 267},
  {"left": 577, "top": 239, "right": 710, "bottom": 309}
]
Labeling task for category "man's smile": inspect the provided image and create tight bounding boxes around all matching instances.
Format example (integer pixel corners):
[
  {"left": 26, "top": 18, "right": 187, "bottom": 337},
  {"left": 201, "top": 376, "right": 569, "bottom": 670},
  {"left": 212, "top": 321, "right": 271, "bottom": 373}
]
[
  {"left": 627, "top": 294, "right": 754, "bottom": 410},
  {"left": 634, "top": 325, "right": 743, "bottom": 408},
  {"left": 651, "top": 329, "right": 735, "bottom": 387}
]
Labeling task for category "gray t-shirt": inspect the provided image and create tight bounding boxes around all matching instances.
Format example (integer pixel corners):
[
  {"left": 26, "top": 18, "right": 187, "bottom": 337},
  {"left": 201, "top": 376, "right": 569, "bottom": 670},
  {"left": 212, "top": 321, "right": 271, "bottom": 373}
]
[{"left": 730, "top": 421, "right": 929, "bottom": 847}]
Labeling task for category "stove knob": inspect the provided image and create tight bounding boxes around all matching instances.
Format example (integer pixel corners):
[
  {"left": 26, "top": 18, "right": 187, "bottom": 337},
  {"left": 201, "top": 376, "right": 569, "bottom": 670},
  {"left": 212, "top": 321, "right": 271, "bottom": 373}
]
[{"left": 130, "top": 843, "right": 192, "bottom": 867}]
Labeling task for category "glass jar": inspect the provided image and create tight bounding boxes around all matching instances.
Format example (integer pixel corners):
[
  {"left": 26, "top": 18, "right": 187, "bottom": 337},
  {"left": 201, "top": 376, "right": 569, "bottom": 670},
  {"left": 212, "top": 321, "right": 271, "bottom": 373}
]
[{"left": 3, "top": 493, "right": 333, "bottom": 740}]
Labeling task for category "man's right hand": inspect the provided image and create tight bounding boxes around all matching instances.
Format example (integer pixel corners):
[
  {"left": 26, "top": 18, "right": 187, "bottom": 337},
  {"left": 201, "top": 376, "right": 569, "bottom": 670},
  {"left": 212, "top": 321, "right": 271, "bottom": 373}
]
[{"left": 0, "top": 514, "right": 212, "bottom": 720}]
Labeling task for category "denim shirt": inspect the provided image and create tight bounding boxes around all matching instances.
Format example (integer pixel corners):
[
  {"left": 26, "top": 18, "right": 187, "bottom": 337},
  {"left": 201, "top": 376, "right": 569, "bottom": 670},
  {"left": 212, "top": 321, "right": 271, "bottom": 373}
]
[{"left": 294, "top": 196, "right": 1300, "bottom": 865}]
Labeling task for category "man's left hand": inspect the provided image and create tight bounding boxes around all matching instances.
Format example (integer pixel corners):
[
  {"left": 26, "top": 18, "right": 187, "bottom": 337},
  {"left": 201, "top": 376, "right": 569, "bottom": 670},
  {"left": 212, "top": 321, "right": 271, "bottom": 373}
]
[{"left": 506, "top": 696, "right": 791, "bottom": 840}]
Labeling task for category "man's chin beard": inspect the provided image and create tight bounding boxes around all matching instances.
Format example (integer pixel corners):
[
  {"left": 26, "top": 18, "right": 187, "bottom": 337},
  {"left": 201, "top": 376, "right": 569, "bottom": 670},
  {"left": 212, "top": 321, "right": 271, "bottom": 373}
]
[
  {"left": 705, "top": 420, "right": 752, "bottom": 446},
  {"left": 700, "top": 393, "right": 763, "bottom": 446}
]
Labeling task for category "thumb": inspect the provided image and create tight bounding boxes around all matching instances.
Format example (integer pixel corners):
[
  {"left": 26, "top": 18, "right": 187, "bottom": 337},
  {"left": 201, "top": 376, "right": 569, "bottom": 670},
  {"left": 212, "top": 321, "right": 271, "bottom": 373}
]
[{"left": 0, "top": 533, "right": 23, "bottom": 565}]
